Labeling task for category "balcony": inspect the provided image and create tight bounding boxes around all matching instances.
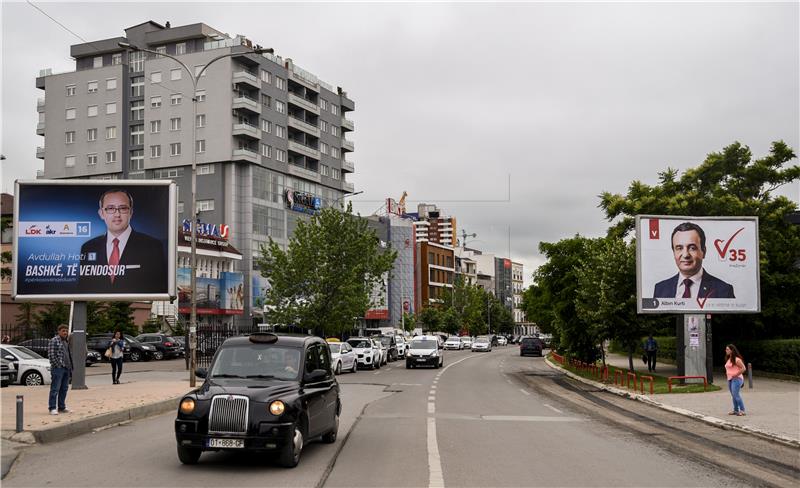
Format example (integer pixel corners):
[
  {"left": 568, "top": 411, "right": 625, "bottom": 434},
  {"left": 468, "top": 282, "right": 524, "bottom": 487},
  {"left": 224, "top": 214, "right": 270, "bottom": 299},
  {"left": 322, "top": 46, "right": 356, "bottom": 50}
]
[
  {"left": 288, "top": 140, "right": 320, "bottom": 160},
  {"left": 36, "top": 122, "right": 45, "bottom": 136},
  {"left": 287, "top": 116, "right": 320, "bottom": 137},
  {"left": 232, "top": 70, "right": 260, "bottom": 90},
  {"left": 37, "top": 98, "right": 46, "bottom": 112},
  {"left": 287, "top": 164, "right": 321, "bottom": 183},
  {"left": 287, "top": 93, "right": 319, "bottom": 115},
  {"left": 342, "top": 180, "right": 355, "bottom": 193},
  {"left": 341, "top": 139, "right": 354, "bottom": 153},
  {"left": 232, "top": 148, "right": 258, "bottom": 164},
  {"left": 36, "top": 170, "right": 45, "bottom": 179},
  {"left": 342, "top": 159, "right": 355, "bottom": 174},
  {"left": 232, "top": 96, "right": 261, "bottom": 115},
  {"left": 341, "top": 118, "right": 354, "bottom": 132},
  {"left": 232, "top": 123, "right": 260, "bottom": 140},
  {"left": 36, "top": 146, "right": 45, "bottom": 159}
]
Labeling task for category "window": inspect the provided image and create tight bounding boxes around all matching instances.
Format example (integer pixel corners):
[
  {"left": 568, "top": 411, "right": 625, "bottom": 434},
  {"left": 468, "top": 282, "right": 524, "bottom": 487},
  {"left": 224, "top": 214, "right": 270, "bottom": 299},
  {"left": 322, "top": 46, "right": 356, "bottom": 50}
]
[
  {"left": 153, "top": 167, "right": 183, "bottom": 179},
  {"left": 196, "top": 114, "right": 206, "bottom": 128},
  {"left": 276, "top": 125, "right": 286, "bottom": 138},
  {"left": 150, "top": 145, "right": 161, "bottom": 158},
  {"left": 87, "top": 128, "right": 97, "bottom": 141},
  {"left": 155, "top": 46, "right": 166, "bottom": 56},
  {"left": 198, "top": 164, "right": 214, "bottom": 175},
  {"left": 252, "top": 203, "right": 285, "bottom": 238},
  {"left": 65, "top": 155, "right": 76, "bottom": 167},
  {"left": 66, "top": 85, "right": 76, "bottom": 97},
  {"left": 261, "top": 119, "right": 272, "bottom": 133},
  {"left": 130, "top": 149, "right": 144, "bottom": 171},
  {"left": 106, "top": 78, "right": 117, "bottom": 90},
  {"left": 177, "top": 202, "right": 184, "bottom": 214},
  {"left": 170, "top": 117, "right": 181, "bottom": 131},
  {"left": 320, "top": 164, "right": 329, "bottom": 177},
  {"left": 65, "top": 131, "right": 75, "bottom": 144},
  {"left": 320, "top": 142, "right": 329, "bottom": 155},
  {"left": 332, "top": 168, "right": 341, "bottom": 180},
  {"left": 331, "top": 147, "right": 340, "bottom": 159},
  {"left": 320, "top": 99, "right": 328, "bottom": 111},
  {"left": 275, "top": 100, "right": 286, "bottom": 114},
  {"left": 111, "top": 53, "right": 122, "bottom": 65},
  {"left": 105, "top": 102, "right": 117, "bottom": 114},
  {"left": 261, "top": 144, "right": 272, "bottom": 158},
  {"left": 93, "top": 56, "right": 103, "bottom": 68},
  {"left": 170, "top": 68, "right": 181, "bottom": 81},
  {"left": 176, "top": 42, "right": 186, "bottom": 55},
  {"left": 276, "top": 149, "right": 286, "bottom": 162},
  {"left": 87, "top": 153, "right": 97, "bottom": 165},
  {"left": 331, "top": 104, "right": 339, "bottom": 115},
  {"left": 106, "top": 126, "right": 117, "bottom": 139},
  {"left": 170, "top": 143, "right": 181, "bottom": 156},
  {"left": 150, "top": 120, "right": 161, "bottom": 133},
  {"left": 129, "top": 51, "right": 145, "bottom": 73},
  {"left": 150, "top": 71, "right": 162, "bottom": 83},
  {"left": 170, "top": 94, "right": 182, "bottom": 105},
  {"left": 195, "top": 140, "right": 205, "bottom": 153},
  {"left": 131, "top": 76, "right": 144, "bottom": 97},
  {"left": 106, "top": 150, "right": 117, "bottom": 163},
  {"left": 261, "top": 94, "right": 271, "bottom": 107},
  {"left": 321, "top": 120, "right": 329, "bottom": 133},
  {"left": 151, "top": 96, "right": 162, "bottom": 108},
  {"left": 197, "top": 199, "right": 215, "bottom": 212},
  {"left": 195, "top": 90, "right": 206, "bottom": 102},
  {"left": 130, "top": 124, "right": 144, "bottom": 146},
  {"left": 130, "top": 100, "right": 144, "bottom": 121},
  {"left": 194, "top": 65, "right": 205, "bottom": 77},
  {"left": 87, "top": 105, "right": 98, "bottom": 117},
  {"left": 331, "top": 125, "right": 339, "bottom": 137},
  {"left": 87, "top": 81, "right": 98, "bottom": 93},
  {"left": 260, "top": 69, "right": 271, "bottom": 83},
  {"left": 276, "top": 77, "right": 286, "bottom": 90}
]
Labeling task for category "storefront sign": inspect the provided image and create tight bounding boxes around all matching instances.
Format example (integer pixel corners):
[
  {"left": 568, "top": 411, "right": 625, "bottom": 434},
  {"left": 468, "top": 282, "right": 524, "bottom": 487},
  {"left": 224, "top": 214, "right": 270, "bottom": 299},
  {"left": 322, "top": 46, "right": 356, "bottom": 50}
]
[
  {"left": 181, "top": 219, "right": 230, "bottom": 240},
  {"left": 285, "top": 189, "right": 321, "bottom": 215}
]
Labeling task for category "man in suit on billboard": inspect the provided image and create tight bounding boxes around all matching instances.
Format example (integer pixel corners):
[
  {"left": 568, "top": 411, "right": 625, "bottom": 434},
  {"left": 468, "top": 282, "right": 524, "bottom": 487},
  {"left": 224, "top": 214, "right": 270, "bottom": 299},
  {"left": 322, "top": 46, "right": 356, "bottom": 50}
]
[
  {"left": 653, "top": 222, "right": 735, "bottom": 299},
  {"left": 78, "top": 189, "right": 166, "bottom": 294}
]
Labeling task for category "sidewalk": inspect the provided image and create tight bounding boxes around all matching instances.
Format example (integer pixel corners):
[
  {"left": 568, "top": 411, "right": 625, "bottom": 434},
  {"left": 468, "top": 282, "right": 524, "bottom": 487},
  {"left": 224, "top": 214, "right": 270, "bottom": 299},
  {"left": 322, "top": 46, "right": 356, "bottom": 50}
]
[{"left": 600, "top": 352, "right": 800, "bottom": 444}]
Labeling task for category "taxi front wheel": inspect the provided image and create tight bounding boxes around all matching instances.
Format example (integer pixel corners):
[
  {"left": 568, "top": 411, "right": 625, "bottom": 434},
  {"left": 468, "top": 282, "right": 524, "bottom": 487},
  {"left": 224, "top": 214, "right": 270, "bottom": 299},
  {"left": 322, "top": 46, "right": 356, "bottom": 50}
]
[
  {"left": 279, "top": 424, "right": 304, "bottom": 468},
  {"left": 177, "top": 444, "right": 201, "bottom": 464}
]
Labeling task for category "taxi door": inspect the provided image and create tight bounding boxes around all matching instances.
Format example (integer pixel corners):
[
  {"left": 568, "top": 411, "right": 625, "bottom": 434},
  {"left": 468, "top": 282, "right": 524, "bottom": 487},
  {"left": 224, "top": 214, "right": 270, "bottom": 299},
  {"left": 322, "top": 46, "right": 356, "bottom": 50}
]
[{"left": 303, "top": 344, "right": 337, "bottom": 438}]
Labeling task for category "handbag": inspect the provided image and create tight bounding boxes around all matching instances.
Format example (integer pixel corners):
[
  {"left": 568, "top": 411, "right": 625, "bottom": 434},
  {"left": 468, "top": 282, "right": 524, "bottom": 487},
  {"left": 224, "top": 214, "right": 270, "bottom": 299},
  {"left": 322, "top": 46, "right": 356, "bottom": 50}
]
[
  {"left": 104, "top": 347, "right": 113, "bottom": 358},
  {"left": 641, "top": 354, "right": 648, "bottom": 364}
]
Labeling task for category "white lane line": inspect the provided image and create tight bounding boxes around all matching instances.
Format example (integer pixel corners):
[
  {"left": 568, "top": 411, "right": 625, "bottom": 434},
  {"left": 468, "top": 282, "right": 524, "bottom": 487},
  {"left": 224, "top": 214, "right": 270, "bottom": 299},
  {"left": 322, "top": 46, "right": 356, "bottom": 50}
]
[
  {"left": 427, "top": 402, "right": 436, "bottom": 414},
  {"left": 430, "top": 385, "right": 437, "bottom": 390},
  {"left": 428, "top": 396, "right": 436, "bottom": 402},
  {"left": 427, "top": 417, "right": 445, "bottom": 488},
  {"left": 519, "top": 388, "right": 530, "bottom": 396},
  {"left": 544, "top": 404, "right": 563, "bottom": 414}
]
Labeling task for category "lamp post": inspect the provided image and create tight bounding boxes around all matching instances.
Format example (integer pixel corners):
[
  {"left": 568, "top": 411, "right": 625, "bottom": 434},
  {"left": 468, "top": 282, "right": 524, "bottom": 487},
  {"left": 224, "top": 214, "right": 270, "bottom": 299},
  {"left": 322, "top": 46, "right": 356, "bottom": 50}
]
[
  {"left": 118, "top": 41, "right": 272, "bottom": 387},
  {"left": 332, "top": 190, "right": 363, "bottom": 209}
]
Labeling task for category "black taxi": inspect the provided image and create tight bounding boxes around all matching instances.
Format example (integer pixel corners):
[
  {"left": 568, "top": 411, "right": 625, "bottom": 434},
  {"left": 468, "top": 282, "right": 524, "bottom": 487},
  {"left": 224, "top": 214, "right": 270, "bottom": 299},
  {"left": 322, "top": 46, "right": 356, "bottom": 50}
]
[{"left": 174, "top": 333, "right": 340, "bottom": 467}]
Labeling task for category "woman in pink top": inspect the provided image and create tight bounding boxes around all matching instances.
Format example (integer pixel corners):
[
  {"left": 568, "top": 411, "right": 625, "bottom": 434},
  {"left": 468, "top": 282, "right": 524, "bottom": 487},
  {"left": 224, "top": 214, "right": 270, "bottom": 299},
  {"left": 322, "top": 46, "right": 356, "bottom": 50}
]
[{"left": 725, "top": 344, "right": 747, "bottom": 416}]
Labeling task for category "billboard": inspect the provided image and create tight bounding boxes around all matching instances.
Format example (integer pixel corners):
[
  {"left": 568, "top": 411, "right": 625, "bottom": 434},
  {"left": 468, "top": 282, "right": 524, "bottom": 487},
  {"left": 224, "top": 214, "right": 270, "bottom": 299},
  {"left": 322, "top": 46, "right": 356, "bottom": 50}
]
[
  {"left": 177, "top": 268, "right": 244, "bottom": 315},
  {"left": 13, "top": 180, "right": 176, "bottom": 301},
  {"left": 636, "top": 215, "right": 760, "bottom": 313}
]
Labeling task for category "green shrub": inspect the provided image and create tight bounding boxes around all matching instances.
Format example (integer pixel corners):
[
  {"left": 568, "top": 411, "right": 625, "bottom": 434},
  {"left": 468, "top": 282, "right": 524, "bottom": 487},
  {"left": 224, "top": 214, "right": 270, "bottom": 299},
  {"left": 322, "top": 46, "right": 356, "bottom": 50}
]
[
  {"left": 716, "top": 339, "right": 800, "bottom": 376},
  {"left": 609, "top": 336, "right": 676, "bottom": 361}
]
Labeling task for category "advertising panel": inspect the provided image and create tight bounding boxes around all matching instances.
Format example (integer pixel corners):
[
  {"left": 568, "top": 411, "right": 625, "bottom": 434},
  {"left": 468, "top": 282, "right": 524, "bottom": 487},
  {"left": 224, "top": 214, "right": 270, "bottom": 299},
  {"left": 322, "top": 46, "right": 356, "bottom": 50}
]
[
  {"left": 636, "top": 215, "right": 760, "bottom": 313},
  {"left": 177, "top": 268, "right": 244, "bottom": 315},
  {"left": 252, "top": 274, "right": 271, "bottom": 309},
  {"left": 13, "top": 180, "right": 176, "bottom": 301}
]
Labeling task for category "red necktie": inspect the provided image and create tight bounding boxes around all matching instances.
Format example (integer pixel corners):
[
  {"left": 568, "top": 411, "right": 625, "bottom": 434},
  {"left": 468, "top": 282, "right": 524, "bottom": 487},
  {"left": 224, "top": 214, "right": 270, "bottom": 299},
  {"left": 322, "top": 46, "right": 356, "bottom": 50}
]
[
  {"left": 109, "top": 238, "right": 120, "bottom": 283},
  {"left": 682, "top": 278, "right": 692, "bottom": 298}
]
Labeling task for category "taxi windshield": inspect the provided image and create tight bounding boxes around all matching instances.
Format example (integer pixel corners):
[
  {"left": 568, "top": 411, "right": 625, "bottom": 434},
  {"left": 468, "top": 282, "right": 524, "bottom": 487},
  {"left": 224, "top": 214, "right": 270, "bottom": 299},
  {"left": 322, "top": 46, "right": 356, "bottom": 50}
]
[
  {"left": 411, "top": 340, "right": 438, "bottom": 350},
  {"left": 328, "top": 343, "right": 342, "bottom": 354},
  {"left": 210, "top": 345, "right": 301, "bottom": 381}
]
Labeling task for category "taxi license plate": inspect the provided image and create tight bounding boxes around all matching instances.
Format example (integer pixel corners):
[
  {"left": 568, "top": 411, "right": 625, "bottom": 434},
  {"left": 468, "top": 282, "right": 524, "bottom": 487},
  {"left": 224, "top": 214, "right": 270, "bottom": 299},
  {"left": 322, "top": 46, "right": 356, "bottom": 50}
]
[
  {"left": 207, "top": 438, "right": 244, "bottom": 448},
  {"left": 417, "top": 358, "right": 426, "bottom": 362}
]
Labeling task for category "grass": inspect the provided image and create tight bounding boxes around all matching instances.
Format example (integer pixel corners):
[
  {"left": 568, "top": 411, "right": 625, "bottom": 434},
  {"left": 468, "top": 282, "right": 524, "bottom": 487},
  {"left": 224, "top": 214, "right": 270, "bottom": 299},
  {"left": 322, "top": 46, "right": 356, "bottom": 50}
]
[{"left": 548, "top": 353, "right": 722, "bottom": 395}]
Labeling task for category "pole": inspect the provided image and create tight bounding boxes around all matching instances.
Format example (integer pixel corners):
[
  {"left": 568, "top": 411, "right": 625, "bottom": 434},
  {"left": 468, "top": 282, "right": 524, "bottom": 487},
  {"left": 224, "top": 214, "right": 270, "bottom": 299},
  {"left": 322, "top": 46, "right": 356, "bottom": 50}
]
[
  {"left": 487, "top": 294, "right": 491, "bottom": 335},
  {"left": 16, "top": 395, "right": 23, "bottom": 433},
  {"left": 189, "top": 74, "right": 198, "bottom": 388},
  {"left": 70, "top": 301, "right": 88, "bottom": 390}
]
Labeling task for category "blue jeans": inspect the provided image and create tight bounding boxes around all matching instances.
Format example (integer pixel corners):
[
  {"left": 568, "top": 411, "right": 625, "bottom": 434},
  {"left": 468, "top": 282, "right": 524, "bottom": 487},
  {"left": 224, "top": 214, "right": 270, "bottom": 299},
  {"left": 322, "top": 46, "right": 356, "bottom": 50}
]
[
  {"left": 728, "top": 377, "right": 745, "bottom": 413},
  {"left": 48, "top": 367, "right": 71, "bottom": 411}
]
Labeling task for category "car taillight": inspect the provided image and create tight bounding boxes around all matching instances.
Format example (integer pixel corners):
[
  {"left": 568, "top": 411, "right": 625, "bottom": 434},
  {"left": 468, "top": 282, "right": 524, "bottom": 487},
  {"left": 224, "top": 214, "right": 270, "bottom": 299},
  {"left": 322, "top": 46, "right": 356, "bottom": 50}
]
[{"left": 164, "top": 342, "right": 173, "bottom": 347}]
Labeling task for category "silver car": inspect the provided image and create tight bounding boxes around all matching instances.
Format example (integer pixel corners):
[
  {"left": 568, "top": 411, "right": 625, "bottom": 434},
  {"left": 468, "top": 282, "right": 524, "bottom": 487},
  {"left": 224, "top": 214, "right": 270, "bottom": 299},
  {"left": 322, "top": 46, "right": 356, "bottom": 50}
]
[
  {"left": 328, "top": 341, "right": 358, "bottom": 374},
  {"left": 471, "top": 336, "right": 492, "bottom": 352}
]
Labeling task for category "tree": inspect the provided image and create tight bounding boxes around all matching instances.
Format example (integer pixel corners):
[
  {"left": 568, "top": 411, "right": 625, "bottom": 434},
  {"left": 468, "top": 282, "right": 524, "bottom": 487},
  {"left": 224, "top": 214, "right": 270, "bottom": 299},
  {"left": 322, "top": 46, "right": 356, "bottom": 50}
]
[
  {"left": 103, "top": 302, "right": 137, "bottom": 336},
  {"left": 600, "top": 141, "right": 800, "bottom": 340},
  {"left": 256, "top": 204, "right": 397, "bottom": 338},
  {"left": 401, "top": 312, "right": 417, "bottom": 332},
  {"left": 441, "top": 309, "right": 460, "bottom": 335},
  {"left": 419, "top": 306, "right": 443, "bottom": 332},
  {"left": 35, "top": 303, "right": 70, "bottom": 336},
  {"left": 1, "top": 251, "right": 11, "bottom": 281},
  {"left": 86, "top": 302, "right": 111, "bottom": 336}
]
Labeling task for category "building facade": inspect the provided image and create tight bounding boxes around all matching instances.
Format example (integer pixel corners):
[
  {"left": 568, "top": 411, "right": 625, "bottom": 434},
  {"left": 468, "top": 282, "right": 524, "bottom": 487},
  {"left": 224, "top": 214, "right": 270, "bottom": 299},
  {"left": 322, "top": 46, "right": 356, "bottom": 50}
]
[
  {"left": 364, "top": 216, "right": 416, "bottom": 329},
  {"left": 416, "top": 241, "right": 455, "bottom": 310},
  {"left": 35, "top": 21, "right": 356, "bottom": 327},
  {"left": 411, "top": 203, "right": 457, "bottom": 247},
  {"left": 494, "top": 257, "right": 514, "bottom": 311},
  {"left": 512, "top": 261, "right": 525, "bottom": 323}
]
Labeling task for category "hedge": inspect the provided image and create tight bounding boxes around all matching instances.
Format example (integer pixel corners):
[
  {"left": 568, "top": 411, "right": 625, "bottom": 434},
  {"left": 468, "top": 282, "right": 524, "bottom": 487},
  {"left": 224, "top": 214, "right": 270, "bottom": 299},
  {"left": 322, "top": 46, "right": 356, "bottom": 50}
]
[{"left": 609, "top": 336, "right": 677, "bottom": 361}]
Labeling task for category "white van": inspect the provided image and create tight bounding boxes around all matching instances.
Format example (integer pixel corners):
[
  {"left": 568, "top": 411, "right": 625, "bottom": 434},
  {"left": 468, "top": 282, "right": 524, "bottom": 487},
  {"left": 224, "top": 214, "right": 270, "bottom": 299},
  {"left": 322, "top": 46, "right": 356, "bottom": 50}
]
[{"left": 406, "top": 335, "right": 443, "bottom": 369}]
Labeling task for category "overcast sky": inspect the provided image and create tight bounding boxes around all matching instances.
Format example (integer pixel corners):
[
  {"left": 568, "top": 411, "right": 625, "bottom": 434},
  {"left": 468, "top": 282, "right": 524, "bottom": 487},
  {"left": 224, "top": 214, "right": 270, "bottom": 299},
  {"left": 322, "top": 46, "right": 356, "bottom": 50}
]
[{"left": 2, "top": 1, "right": 798, "bottom": 285}]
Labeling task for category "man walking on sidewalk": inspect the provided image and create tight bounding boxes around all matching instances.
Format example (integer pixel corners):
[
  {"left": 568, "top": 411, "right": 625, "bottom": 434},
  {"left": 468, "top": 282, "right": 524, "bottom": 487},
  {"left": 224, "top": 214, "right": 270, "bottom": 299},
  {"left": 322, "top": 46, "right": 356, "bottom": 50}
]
[
  {"left": 644, "top": 335, "right": 658, "bottom": 372},
  {"left": 47, "top": 325, "right": 73, "bottom": 415}
]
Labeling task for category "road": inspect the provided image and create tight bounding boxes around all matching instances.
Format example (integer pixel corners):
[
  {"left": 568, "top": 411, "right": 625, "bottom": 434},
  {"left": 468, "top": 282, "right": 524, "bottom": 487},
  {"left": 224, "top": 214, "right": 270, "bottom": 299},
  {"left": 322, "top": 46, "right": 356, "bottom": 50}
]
[{"left": 5, "top": 347, "right": 797, "bottom": 487}]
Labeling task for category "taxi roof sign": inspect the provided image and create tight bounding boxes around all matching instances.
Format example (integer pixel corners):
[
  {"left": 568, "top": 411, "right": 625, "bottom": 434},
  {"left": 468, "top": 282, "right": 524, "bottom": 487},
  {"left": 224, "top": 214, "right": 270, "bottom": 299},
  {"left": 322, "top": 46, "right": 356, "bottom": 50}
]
[{"left": 249, "top": 333, "right": 279, "bottom": 344}]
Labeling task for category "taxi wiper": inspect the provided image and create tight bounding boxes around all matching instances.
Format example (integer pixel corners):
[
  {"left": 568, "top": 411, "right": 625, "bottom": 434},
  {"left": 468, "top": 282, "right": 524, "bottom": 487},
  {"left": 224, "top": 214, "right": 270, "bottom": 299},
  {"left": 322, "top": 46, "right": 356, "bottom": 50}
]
[
  {"left": 245, "top": 374, "right": 276, "bottom": 379},
  {"left": 211, "top": 374, "right": 244, "bottom": 378}
]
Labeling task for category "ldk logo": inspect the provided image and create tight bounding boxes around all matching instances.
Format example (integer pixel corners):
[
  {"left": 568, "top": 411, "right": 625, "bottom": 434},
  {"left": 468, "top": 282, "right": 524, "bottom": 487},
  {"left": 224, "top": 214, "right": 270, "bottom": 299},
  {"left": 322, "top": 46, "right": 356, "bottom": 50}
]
[{"left": 25, "top": 225, "right": 41, "bottom": 235}]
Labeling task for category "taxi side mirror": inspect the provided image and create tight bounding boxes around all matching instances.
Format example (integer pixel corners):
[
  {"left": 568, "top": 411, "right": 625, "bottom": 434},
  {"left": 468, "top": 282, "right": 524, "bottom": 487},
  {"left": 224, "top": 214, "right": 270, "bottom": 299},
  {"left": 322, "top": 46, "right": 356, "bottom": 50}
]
[
  {"left": 304, "top": 369, "right": 326, "bottom": 383},
  {"left": 195, "top": 368, "right": 207, "bottom": 379}
]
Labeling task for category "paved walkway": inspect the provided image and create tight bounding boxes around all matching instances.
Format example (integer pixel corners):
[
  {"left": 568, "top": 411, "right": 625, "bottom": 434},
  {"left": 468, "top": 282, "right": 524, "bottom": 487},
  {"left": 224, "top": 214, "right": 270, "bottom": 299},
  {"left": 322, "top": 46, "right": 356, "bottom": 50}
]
[{"left": 603, "top": 352, "right": 800, "bottom": 443}]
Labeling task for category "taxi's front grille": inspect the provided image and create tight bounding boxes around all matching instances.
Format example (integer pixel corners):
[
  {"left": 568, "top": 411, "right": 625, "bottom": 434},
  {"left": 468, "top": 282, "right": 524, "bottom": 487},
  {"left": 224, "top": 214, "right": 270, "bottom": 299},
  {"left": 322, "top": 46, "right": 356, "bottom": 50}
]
[{"left": 208, "top": 395, "right": 249, "bottom": 434}]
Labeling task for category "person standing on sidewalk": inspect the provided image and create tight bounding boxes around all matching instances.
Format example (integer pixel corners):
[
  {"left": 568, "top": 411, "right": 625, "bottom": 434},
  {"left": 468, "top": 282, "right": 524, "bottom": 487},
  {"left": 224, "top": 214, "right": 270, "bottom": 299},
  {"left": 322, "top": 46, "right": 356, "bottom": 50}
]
[
  {"left": 725, "top": 344, "right": 747, "bottom": 416},
  {"left": 108, "top": 330, "right": 126, "bottom": 384},
  {"left": 644, "top": 335, "right": 658, "bottom": 372},
  {"left": 46, "top": 324, "right": 73, "bottom": 415}
]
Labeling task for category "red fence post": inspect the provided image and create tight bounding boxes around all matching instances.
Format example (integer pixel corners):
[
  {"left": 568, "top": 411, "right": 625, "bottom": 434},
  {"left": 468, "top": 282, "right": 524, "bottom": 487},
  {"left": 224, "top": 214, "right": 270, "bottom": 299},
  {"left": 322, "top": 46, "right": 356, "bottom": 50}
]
[{"left": 640, "top": 375, "right": 654, "bottom": 395}]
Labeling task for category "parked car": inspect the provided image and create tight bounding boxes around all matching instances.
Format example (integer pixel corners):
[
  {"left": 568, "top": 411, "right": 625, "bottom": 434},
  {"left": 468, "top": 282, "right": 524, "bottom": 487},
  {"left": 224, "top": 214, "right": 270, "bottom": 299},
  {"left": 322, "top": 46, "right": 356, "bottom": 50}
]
[
  {"left": 18, "top": 338, "right": 102, "bottom": 366},
  {"left": 168, "top": 336, "right": 186, "bottom": 357},
  {"left": 327, "top": 340, "right": 358, "bottom": 374},
  {"left": 371, "top": 337, "right": 388, "bottom": 366},
  {"left": 123, "top": 335, "right": 157, "bottom": 362},
  {"left": 136, "top": 333, "right": 182, "bottom": 360},
  {"left": 444, "top": 337, "right": 463, "bottom": 350},
  {"left": 460, "top": 336, "right": 473, "bottom": 349},
  {"left": 2, "top": 358, "right": 17, "bottom": 387},
  {"left": 395, "top": 336, "right": 408, "bottom": 359},
  {"left": 472, "top": 336, "right": 492, "bottom": 352},
  {"left": 377, "top": 335, "right": 398, "bottom": 361},
  {"left": 346, "top": 337, "right": 381, "bottom": 370},
  {"left": 0, "top": 345, "right": 52, "bottom": 386},
  {"left": 175, "top": 333, "right": 340, "bottom": 467},
  {"left": 406, "top": 335, "right": 444, "bottom": 369},
  {"left": 520, "top": 337, "right": 544, "bottom": 357},
  {"left": 497, "top": 336, "right": 508, "bottom": 346}
]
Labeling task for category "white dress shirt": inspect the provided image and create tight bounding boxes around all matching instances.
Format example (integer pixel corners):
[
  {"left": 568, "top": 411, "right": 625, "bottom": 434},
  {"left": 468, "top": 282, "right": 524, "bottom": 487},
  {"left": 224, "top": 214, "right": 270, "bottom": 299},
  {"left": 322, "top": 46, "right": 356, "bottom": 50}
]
[
  {"left": 674, "top": 269, "right": 703, "bottom": 299},
  {"left": 106, "top": 226, "right": 132, "bottom": 263}
]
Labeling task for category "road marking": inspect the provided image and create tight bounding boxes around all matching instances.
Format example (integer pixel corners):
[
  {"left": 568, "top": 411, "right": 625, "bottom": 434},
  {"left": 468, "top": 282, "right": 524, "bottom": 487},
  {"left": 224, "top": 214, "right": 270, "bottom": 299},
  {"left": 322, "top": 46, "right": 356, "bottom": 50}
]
[
  {"left": 427, "top": 402, "right": 436, "bottom": 414},
  {"left": 427, "top": 417, "right": 445, "bottom": 488},
  {"left": 430, "top": 385, "right": 437, "bottom": 390},
  {"left": 506, "top": 379, "right": 513, "bottom": 385},
  {"left": 373, "top": 371, "right": 381, "bottom": 375},
  {"left": 519, "top": 388, "right": 530, "bottom": 396},
  {"left": 428, "top": 396, "right": 436, "bottom": 402},
  {"left": 544, "top": 404, "right": 563, "bottom": 414}
]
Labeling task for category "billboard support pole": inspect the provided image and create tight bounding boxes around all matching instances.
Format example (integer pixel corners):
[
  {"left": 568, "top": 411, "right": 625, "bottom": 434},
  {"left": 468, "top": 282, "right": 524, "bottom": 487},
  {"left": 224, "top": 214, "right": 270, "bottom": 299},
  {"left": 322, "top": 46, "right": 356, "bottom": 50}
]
[
  {"left": 705, "top": 314, "right": 714, "bottom": 385},
  {"left": 70, "top": 301, "right": 88, "bottom": 390},
  {"left": 676, "top": 315, "right": 685, "bottom": 380}
]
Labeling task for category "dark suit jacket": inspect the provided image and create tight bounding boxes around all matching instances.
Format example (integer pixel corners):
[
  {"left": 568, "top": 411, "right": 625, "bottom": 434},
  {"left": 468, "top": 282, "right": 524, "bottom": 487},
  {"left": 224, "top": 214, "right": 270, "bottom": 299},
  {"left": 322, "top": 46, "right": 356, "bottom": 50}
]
[
  {"left": 77, "top": 229, "right": 167, "bottom": 294},
  {"left": 653, "top": 270, "right": 735, "bottom": 299}
]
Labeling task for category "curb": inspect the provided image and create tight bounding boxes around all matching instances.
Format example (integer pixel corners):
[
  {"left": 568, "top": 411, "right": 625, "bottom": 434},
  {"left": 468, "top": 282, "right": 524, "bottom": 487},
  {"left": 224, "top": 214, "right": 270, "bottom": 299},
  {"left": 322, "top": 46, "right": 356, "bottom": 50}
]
[
  {"left": 15, "top": 395, "right": 183, "bottom": 445},
  {"left": 544, "top": 357, "right": 800, "bottom": 449}
]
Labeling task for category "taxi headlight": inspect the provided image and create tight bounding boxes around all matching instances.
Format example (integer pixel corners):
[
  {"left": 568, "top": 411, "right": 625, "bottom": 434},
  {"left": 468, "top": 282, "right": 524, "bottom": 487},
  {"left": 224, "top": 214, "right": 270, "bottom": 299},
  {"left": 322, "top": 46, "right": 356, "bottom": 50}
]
[
  {"left": 269, "top": 400, "right": 285, "bottom": 416},
  {"left": 179, "top": 398, "right": 195, "bottom": 414}
]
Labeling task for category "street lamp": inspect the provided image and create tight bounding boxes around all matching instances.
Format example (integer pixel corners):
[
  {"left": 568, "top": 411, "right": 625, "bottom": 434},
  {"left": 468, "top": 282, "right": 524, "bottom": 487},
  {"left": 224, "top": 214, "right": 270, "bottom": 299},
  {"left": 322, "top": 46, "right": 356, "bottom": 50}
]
[
  {"left": 118, "top": 41, "right": 272, "bottom": 387},
  {"left": 332, "top": 190, "right": 363, "bottom": 208}
]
